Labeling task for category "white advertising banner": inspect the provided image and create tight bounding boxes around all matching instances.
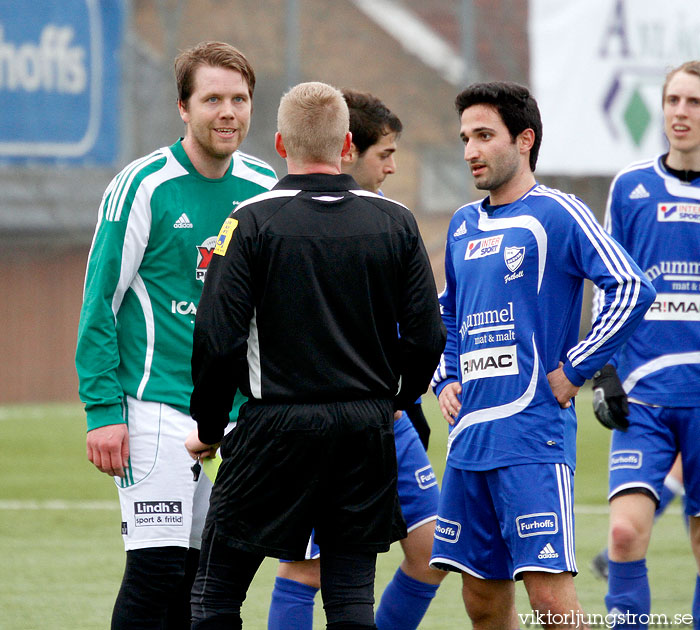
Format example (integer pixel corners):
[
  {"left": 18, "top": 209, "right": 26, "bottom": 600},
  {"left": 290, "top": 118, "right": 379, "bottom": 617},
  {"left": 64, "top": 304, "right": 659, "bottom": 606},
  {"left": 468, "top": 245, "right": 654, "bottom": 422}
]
[{"left": 529, "top": 0, "right": 700, "bottom": 175}]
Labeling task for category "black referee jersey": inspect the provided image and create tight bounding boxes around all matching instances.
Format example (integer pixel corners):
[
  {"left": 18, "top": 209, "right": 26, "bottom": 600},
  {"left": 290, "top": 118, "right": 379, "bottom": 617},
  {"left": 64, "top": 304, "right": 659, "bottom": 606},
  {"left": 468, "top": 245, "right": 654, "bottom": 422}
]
[{"left": 191, "top": 172, "right": 446, "bottom": 444}]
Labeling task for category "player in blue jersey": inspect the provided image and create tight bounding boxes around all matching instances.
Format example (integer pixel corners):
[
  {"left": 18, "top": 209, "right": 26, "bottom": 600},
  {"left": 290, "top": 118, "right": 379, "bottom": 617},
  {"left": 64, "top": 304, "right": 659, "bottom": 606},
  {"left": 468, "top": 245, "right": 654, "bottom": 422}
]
[
  {"left": 590, "top": 456, "right": 686, "bottom": 581},
  {"left": 431, "top": 81, "right": 655, "bottom": 628},
  {"left": 592, "top": 60, "right": 700, "bottom": 629},
  {"left": 267, "top": 89, "right": 446, "bottom": 630}
]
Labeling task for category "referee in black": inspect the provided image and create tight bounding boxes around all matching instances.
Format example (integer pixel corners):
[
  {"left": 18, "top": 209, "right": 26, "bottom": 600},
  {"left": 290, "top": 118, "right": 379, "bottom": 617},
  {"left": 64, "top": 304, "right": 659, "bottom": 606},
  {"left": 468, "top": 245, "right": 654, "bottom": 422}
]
[{"left": 185, "top": 81, "right": 446, "bottom": 630}]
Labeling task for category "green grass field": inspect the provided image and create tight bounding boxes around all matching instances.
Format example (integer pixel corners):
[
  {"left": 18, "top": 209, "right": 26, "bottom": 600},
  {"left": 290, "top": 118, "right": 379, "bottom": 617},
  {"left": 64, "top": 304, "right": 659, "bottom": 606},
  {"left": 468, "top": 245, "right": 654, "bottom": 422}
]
[{"left": 0, "top": 390, "right": 695, "bottom": 629}]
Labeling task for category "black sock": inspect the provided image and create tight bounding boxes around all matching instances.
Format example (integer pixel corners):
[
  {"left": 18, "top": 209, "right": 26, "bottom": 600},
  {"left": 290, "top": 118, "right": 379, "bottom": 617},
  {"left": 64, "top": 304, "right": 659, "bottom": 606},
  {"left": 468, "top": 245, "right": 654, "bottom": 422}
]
[
  {"left": 320, "top": 549, "right": 377, "bottom": 629},
  {"left": 191, "top": 613, "right": 242, "bottom": 630},
  {"left": 111, "top": 546, "right": 188, "bottom": 630},
  {"left": 164, "top": 547, "right": 200, "bottom": 629},
  {"left": 190, "top": 525, "right": 263, "bottom": 628}
]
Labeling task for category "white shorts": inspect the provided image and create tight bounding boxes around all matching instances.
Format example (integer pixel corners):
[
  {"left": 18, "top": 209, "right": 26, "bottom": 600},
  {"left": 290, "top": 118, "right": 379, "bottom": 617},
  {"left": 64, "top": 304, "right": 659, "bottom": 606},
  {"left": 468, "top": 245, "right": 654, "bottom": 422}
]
[{"left": 115, "top": 396, "right": 213, "bottom": 551}]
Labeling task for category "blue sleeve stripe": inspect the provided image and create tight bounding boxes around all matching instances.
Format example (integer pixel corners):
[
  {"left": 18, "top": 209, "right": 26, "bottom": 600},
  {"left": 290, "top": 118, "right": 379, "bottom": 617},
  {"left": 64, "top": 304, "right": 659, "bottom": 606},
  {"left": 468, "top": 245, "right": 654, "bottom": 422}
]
[
  {"left": 557, "top": 191, "right": 641, "bottom": 365},
  {"left": 591, "top": 177, "right": 618, "bottom": 322},
  {"left": 529, "top": 188, "right": 643, "bottom": 367},
  {"left": 431, "top": 354, "right": 448, "bottom": 389},
  {"left": 432, "top": 230, "right": 458, "bottom": 390},
  {"left": 561, "top": 193, "right": 643, "bottom": 366}
]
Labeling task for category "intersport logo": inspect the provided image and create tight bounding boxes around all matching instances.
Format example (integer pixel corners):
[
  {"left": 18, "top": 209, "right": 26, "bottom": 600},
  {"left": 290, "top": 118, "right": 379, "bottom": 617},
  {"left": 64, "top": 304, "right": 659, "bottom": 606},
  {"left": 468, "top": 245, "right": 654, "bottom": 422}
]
[
  {"left": 657, "top": 202, "right": 700, "bottom": 223},
  {"left": 465, "top": 235, "right": 503, "bottom": 260}
]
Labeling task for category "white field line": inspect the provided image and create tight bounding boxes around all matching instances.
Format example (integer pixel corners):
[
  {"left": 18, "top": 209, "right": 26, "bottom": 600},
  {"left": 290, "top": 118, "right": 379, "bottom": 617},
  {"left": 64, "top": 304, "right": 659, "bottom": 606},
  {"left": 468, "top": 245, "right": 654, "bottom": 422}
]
[
  {"left": 0, "top": 500, "right": 116, "bottom": 510},
  {"left": 0, "top": 405, "right": 82, "bottom": 421},
  {"left": 0, "top": 500, "right": 682, "bottom": 515}
]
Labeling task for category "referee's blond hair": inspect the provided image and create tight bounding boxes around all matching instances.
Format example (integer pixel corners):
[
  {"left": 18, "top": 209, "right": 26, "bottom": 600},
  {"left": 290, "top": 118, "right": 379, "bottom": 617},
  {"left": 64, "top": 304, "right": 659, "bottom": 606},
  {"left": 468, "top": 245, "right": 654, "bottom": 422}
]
[{"left": 277, "top": 82, "right": 350, "bottom": 165}]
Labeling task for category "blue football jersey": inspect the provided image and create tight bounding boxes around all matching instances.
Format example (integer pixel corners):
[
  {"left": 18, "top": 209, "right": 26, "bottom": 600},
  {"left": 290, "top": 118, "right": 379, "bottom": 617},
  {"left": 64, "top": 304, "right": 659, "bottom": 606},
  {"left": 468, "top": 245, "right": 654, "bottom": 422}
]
[
  {"left": 594, "top": 155, "right": 700, "bottom": 407},
  {"left": 433, "top": 184, "right": 655, "bottom": 472}
]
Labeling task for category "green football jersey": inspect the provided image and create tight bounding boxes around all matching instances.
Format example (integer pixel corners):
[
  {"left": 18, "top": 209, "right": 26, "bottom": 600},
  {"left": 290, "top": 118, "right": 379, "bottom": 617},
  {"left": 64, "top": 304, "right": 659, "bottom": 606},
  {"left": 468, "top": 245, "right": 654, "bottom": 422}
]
[{"left": 76, "top": 139, "right": 276, "bottom": 431}]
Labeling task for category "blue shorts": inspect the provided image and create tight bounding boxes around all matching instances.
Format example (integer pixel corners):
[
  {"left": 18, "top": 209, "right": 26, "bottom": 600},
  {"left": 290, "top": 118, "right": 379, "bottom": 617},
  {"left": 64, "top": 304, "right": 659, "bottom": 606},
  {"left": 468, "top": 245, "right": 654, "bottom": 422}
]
[
  {"left": 283, "top": 412, "right": 439, "bottom": 561},
  {"left": 394, "top": 412, "right": 440, "bottom": 531},
  {"left": 430, "top": 462, "right": 577, "bottom": 580},
  {"left": 609, "top": 402, "right": 700, "bottom": 515}
]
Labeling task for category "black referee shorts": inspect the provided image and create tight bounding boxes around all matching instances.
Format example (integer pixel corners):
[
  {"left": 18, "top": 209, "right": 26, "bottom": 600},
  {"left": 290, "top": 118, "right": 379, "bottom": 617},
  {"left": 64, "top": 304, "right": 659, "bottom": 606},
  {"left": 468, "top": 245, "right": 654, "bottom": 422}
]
[{"left": 206, "top": 398, "right": 406, "bottom": 559}]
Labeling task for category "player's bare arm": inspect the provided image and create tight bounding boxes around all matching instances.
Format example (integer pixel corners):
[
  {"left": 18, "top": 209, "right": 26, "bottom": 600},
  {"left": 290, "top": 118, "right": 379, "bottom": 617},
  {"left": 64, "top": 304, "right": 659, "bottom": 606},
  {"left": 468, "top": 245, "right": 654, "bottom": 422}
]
[
  {"left": 185, "top": 428, "right": 219, "bottom": 460},
  {"left": 438, "top": 381, "right": 462, "bottom": 425},
  {"left": 547, "top": 362, "right": 580, "bottom": 409},
  {"left": 86, "top": 423, "right": 129, "bottom": 478}
]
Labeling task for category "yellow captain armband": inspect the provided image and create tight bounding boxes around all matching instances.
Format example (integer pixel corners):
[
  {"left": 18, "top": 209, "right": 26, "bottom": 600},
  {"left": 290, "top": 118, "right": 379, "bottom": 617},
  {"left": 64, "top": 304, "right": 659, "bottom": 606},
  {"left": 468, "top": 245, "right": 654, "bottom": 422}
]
[{"left": 213, "top": 218, "right": 239, "bottom": 256}]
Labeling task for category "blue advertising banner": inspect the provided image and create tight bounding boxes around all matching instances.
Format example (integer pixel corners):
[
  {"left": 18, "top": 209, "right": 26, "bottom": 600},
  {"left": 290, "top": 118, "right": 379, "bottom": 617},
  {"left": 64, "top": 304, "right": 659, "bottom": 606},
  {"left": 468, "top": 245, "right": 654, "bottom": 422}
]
[{"left": 0, "top": 0, "right": 124, "bottom": 164}]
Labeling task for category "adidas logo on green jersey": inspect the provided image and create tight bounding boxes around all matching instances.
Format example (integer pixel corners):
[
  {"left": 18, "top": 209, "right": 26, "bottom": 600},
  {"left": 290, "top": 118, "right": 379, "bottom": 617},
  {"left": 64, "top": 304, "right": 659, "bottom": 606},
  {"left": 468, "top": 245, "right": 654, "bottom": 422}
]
[{"left": 173, "top": 213, "right": 193, "bottom": 228}]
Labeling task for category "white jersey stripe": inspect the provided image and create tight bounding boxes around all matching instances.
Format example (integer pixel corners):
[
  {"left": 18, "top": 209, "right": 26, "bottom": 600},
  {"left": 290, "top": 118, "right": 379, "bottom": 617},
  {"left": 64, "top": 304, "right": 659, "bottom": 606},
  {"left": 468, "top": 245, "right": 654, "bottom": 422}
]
[
  {"left": 560, "top": 193, "right": 640, "bottom": 364},
  {"left": 609, "top": 481, "right": 659, "bottom": 503},
  {"left": 109, "top": 157, "right": 191, "bottom": 316},
  {"left": 83, "top": 177, "right": 118, "bottom": 297},
  {"left": 429, "top": 557, "right": 487, "bottom": 579},
  {"left": 132, "top": 273, "right": 156, "bottom": 400},
  {"left": 555, "top": 463, "right": 577, "bottom": 573},
  {"left": 622, "top": 352, "right": 700, "bottom": 393},
  {"left": 105, "top": 155, "right": 142, "bottom": 222},
  {"left": 232, "top": 152, "right": 278, "bottom": 190},
  {"left": 477, "top": 208, "right": 547, "bottom": 293},
  {"left": 591, "top": 165, "right": 643, "bottom": 322},
  {"left": 234, "top": 188, "right": 300, "bottom": 214},
  {"left": 350, "top": 188, "right": 410, "bottom": 210},
  {"left": 109, "top": 151, "right": 166, "bottom": 222},
  {"left": 106, "top": 150, "right": 163, "bottom": 222},
  {"left": 653, "top": 158, "right": 700, "bottom": 200},
  {"left": 564, "top": 465, "right": 576, "bottom": 572},
  {"left": 527, "top": 187, "right": 643, "bottom": 367},
  {"left": 247, "top": 309, "right": 262, "bottom": 398},
  {"left": 514, "top": 566, "right": 564, "bottom": 578},
  {"left": 430, "top": 353, "right": 448, "bottom": 389},
  {"left": 446, "top": 335, "right": 539, "bottom": 456},
  {"left": 236, "top": 150, "right": 277, "bottom": 170}
]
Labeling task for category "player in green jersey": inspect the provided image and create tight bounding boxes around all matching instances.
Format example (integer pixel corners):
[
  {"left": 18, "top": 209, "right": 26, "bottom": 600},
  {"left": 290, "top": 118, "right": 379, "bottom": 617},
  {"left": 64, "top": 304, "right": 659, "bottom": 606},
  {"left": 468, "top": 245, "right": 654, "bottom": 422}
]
[{"left": 75, "top": 41, "right": 276, "bottom": 629}]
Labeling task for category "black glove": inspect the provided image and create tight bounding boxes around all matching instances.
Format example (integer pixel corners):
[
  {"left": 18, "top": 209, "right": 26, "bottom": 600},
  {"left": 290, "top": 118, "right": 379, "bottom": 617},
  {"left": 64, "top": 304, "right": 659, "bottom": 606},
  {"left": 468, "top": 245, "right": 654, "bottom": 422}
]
[{"left": 592, "top": 364, "right": 629, "bottom": 431}]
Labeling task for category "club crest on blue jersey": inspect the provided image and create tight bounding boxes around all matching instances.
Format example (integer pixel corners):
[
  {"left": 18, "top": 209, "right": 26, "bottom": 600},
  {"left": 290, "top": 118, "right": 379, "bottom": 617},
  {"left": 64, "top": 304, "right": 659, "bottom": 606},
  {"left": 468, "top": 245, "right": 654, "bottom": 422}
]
[
  {"left": 504, "top": 246, "right": 525, "bottom": 272},
  {"left": 465, "top": 234, "right": 503, "bottom": 260},
  {"left": 434, "top": 517, "right": 461, "bottom": 543},
  {"left": 657, "top": 202, "right": 700, "bottom": 223},
  {"left": 610, "top": 450, "right": 642, "bottom": 470},
  {"left": 516, "top": 512, "right": 558, "bottom": 538}
]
